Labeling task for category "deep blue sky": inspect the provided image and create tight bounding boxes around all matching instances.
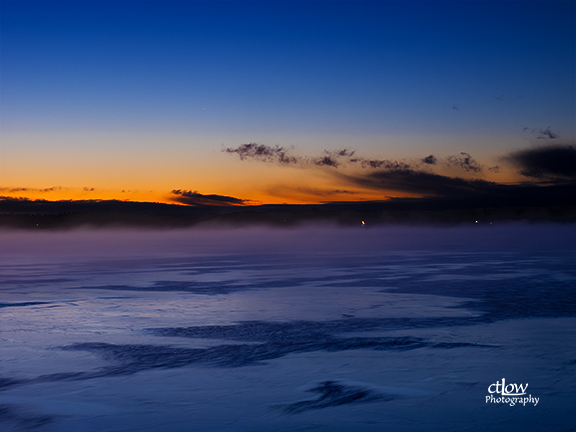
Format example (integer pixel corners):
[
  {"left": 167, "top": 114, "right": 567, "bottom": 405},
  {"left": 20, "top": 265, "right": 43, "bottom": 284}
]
[{"left": 2, "top": 0, "right": 574, "bottom": 135}]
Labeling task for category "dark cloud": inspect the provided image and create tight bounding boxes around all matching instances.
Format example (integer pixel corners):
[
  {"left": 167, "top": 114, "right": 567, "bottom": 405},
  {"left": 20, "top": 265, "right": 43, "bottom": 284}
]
[
  {"left": 225, "top": 143, "right": 488, "bottom": 178},
  {"left": 355, "top": 159, "right": 411, "bottom": 170},
  {"left": 315, "top": 149, "right": 411, "bottom": 171},
  {"left": 0, "top": 186, "right": 62, "bottom": 193},
  {"left": 171, "top": 190, "right": 245, "bottom": 206},
  {"left": 537, "top": 127, "right": 558, "bottom": 140},
  {"left": 523, "top": 126, "right": 559, "bottom": 140},
  {"left": 313, "top": 155, "right": 340, "bottom": 167},
  {"left": 445, "top": 152, "right": 482, "bottom": 173},
  {"left": 312, "top": 149, "right": 357, "bottom": 168},
  {"left": 224, "top": 144, "right": 359, "bottom": 169},
  {"left": 338, "top": 168, "right": 576, "bottom": 212},
  {"left": 225, "top": 144, "right": 568, "bottom": 186},
  {"left": 223, "top": 143, "right": 299, "bottom": 164},
  {"left": 334, "top": 148, "right": 355, "bottom": 157},
  {"left": 341, "top": 169, "right": 492, "bottom": 197},
  {"left": 504, "top": 144, "right": 576, "bottom": 180},
  {"left": 225, "top": 143, "right": 424, "bottom": 172},
  {"left": 297, "top": 187, "right": 357, "bottom": 197}
]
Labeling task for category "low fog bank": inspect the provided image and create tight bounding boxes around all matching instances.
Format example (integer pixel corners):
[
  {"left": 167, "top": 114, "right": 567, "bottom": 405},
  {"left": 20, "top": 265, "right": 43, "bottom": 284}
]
[
  {"left": 0, "top": 202, "right": 574, "bottom": 232},
  {"left": 0, "top": 224, "right": 574, "bottom": 261}
]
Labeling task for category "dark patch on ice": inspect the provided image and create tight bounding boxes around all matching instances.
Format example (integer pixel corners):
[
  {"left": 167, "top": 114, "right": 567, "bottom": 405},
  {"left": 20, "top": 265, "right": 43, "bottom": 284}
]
[
  {"left": 276, "top": 380, "right": 389, "bottom": 414},
  {"left": 395, "top": 278, "right": 576, "bottom": 321},
  {"left": 149, "top": 320, "right": 331, "bottom": 342},
  {"left": 146, "top": 318, "right": 489, "bottom": 343},
  {"left": 481, "top": 280, "right": 576, "bottom": 320},
  {"left": 0, "top": 320, "right": 493, "bottom": 392},
  {"left": 153, "top": 278, "right": 313, "bottom": 292},
  {"left": 59, "top": 336, "right": 428, "bottom": 372},
  {"left": 0, "top": 278, "right": 73, "bottom": 285},
  {"left": 74, "top": 276, "right": 314, "bottom": 294},
  {"left": 431, "top": 342, "right": 482, "bottom": 349},
  {"left": 328, "top": 278, "right": 409, "bottom": 288},
  {"left": 0, "top": 377, "right": 25, "bottom": 390},
  {"left": 0, "top": 301, "right": 51, "bottom": 309},
  {"left": 51, "top": 332, "right": 489, "bottom": 378},
  {"left": 0, "top": 404, "right": 57, "bottom": 429},
  {"left": 34, "top": 372, "right": 89, "bottom": 383}
]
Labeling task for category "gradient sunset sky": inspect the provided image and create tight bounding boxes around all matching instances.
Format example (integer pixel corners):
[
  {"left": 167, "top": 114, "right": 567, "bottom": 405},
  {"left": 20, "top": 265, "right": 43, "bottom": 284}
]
[{"left": 1, "top": 0, "right": 574, "bottom": 206}]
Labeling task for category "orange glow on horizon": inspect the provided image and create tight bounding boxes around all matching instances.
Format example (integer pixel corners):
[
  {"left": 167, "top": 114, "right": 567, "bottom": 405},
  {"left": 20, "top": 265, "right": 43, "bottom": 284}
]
[
  {"left": 0, "top": 185, "right": 422, "bottom": 207},
  {"left": 0, "top": 131, "right": 527, "bottom": 208}
]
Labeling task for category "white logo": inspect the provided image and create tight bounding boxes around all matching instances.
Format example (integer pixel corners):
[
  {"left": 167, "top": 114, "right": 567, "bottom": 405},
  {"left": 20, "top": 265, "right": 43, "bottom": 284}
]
[{"left": 486, "top": 379, "right": 539, "bottom": 406}]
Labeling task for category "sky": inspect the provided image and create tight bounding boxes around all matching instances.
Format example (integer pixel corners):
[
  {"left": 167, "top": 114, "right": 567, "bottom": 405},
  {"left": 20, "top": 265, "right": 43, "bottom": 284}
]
[{"left": 0, "top": 0, "right": 575, "bottom": 209}]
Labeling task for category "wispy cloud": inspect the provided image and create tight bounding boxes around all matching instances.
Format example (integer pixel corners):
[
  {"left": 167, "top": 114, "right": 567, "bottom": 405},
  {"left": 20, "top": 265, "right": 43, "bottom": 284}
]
[
  {"left": 313, "top": 155, "right": 340, "bottom": 167},
  {"left": 445, "top": 152, "right": 483, "bottom": 173},
  {"left": 224, "top": 143, "right": 513, "bottom": 200},
  {"left": 522, "top": 126, "right": 559, "bottom": 140},
  {"left": 313, "top": 149, "right": 357, "bottom": 168},
  {"left": 296, "top": 187, "right": 358, "bottom": 197},
  {"left": 0, "top": 186, "right": 63, "bottom": 193},
  {"left": 354, "top": 159, "right": 412, "bottom": 170},
  {"left": 537, "top": 127, "right": 558, "bottom": 140},
  {"left": 224, "top": 143, "right": 427, "bottom": 172},
  {"left": 223, "top": 143, "right": 299, "bottom": 164},
  {"left": 223, "top": 143, "right": 359, "bottom": 168},
  {"left": 225, "top": 143, "right": 491, "bottom": 171}
]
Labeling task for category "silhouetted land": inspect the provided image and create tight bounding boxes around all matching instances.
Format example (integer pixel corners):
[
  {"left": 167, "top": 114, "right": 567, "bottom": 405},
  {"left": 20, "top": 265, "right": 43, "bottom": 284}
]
[{"left": 1, "top": 201, "right": 574, "bottom": 230}]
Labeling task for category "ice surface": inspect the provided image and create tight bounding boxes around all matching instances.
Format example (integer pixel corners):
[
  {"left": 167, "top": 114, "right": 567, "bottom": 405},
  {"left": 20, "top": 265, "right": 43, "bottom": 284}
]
[{"left": 0, "top": 225, "right": 574, "bottom": 431}]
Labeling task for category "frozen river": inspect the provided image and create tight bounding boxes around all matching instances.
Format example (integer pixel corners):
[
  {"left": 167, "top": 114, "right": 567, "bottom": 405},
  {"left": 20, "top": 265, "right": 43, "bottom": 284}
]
[{"left": 1, "top": 225, "right": 575, "bottom": 431}]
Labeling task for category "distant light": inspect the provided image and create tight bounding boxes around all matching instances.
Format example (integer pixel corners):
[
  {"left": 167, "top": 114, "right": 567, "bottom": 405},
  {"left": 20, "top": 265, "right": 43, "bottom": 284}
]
[
  {"left": 361, "top": 221, "right": 365, "bottom": 226},
  {"left": 475, "top": 221, "right": 478, "bottom": 224}
]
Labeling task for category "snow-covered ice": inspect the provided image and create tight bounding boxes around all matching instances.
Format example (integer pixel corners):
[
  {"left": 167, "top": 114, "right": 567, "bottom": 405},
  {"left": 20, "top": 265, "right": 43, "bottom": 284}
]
[{"left": 1, "top": 225, "right": 574, "bottom": 431}]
